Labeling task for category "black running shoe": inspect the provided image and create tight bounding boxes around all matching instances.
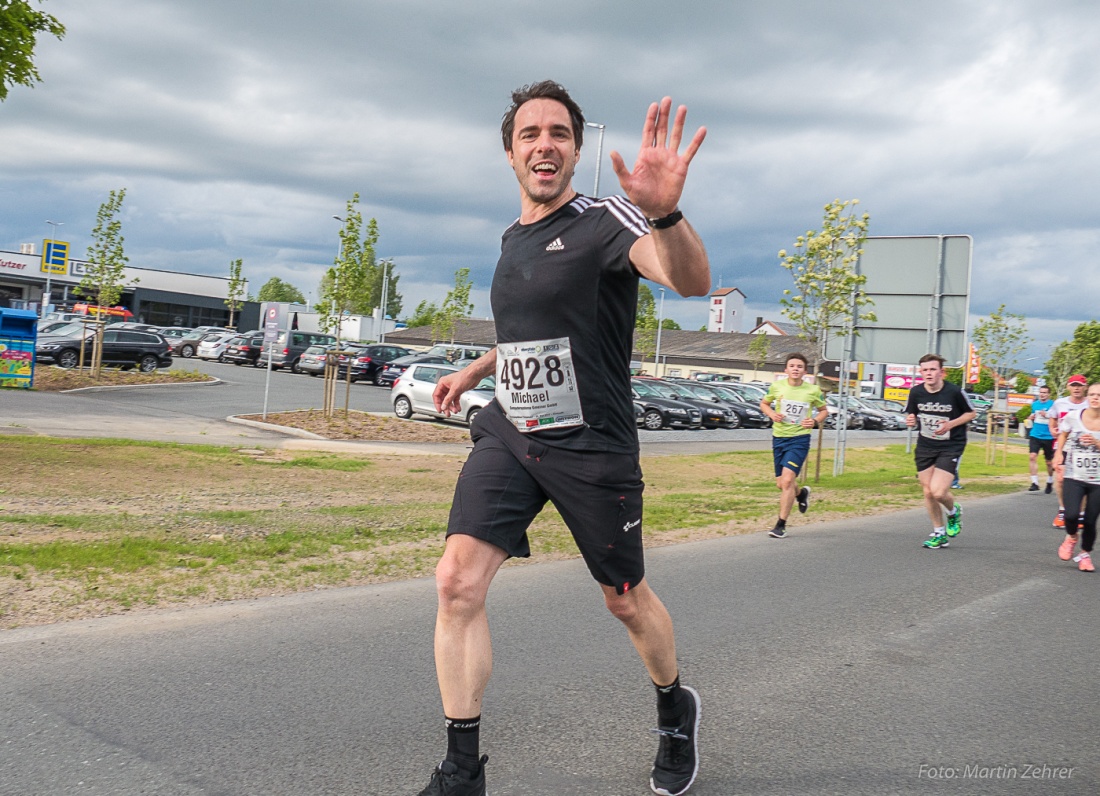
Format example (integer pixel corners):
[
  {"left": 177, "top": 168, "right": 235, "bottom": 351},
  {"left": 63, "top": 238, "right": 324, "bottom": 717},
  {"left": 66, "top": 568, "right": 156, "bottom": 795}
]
[
  {"left": 768, "top": 525, "right": 787, "bottom": 538},
  {"left": 650, "top": 685, "right": 701, "bottom": 796},
  {"left": 1028, "top": 483, "right": 1040, "bottom": 492},
  {"left": 417, "top": 756, "right": 487, "bottom": 796},
  {"left": 1045, "top": 483, "right": 1053, "bottom": 494},
  {"left": 797, "top": 486, "right": 811, "bottom": 514}
]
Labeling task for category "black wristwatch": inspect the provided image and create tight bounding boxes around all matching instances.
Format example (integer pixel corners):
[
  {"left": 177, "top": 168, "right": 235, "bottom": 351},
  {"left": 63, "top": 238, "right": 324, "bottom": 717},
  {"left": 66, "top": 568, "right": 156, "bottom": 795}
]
[{"left": 646, "top": 209, "right": 683, "bottom": 229}]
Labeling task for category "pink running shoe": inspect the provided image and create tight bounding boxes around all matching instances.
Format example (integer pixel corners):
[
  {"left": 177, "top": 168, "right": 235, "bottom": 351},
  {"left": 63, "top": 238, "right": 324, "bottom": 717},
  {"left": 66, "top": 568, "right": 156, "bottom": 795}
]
[
  {"left": 1059, "top": 534, "right": 1079, "bottom": 561},
  {"left": 1076, "top": 552, "right": 1095, "bottom": 572}
]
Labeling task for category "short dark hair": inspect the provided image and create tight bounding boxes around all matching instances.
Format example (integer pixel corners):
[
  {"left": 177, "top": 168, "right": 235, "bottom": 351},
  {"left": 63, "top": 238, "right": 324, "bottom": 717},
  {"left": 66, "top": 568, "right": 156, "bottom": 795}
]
[
  {"left": 918, "top": 354, "right": 946, "bottom": 367},
  {"left": 785, "top": 352, "right": 808, "bottom": 366},
  {"left": 501, "top": 80, "right": 585, "bottom": 153}
]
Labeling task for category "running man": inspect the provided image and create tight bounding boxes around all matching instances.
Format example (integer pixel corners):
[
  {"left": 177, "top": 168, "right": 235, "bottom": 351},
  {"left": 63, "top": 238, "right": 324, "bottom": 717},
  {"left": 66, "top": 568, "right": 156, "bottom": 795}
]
[
  {"left": 420, "top": 82, "right": 710, "bottom": 796},
  {"left": 759, "top": 352, "right": 828, "bottom": 538},
  {"left": 1027, "top": 384, "right": 1056, "bottom": 493},
  {"left": 1052, "top": 382, "right": 1100, "bottom": 571},
  {"left": 1050, "top": 374, "right": 1089, "bottom": 528},
  {"left": 904, "top": 354, "right": 977, "bottom": 549}
]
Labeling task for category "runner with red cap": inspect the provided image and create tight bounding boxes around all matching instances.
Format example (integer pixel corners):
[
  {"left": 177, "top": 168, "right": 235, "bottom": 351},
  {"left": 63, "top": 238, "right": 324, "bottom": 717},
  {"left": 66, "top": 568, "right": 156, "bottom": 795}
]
[{"left": 1050, "top": 375, "right": 1089, "bottom": 528}]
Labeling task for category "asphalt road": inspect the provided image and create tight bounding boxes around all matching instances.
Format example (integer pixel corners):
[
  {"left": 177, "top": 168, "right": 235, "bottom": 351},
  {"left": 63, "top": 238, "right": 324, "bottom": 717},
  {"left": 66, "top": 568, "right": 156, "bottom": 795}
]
[{"left": 1, "top": 489, "right": 1094, "bottom": 795}]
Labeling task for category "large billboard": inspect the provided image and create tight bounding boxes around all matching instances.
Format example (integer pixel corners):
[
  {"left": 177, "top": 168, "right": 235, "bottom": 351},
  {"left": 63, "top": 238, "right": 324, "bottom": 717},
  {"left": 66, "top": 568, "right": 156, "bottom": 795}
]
[{"left": 825, "top": 235, "right": 972, "bottom": 367}]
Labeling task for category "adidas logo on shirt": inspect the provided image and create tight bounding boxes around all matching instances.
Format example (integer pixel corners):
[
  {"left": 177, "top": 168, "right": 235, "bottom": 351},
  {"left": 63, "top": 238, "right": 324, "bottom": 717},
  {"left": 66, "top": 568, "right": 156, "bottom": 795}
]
[{"left": 545, "top": 238, "right": 565, "bottom": 252}]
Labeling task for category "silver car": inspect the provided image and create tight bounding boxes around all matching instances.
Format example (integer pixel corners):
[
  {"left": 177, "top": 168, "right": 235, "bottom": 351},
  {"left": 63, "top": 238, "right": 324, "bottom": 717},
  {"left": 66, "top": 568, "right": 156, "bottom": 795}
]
[{"left": 392, "top": 364, "right": 494, "bottom": 425}]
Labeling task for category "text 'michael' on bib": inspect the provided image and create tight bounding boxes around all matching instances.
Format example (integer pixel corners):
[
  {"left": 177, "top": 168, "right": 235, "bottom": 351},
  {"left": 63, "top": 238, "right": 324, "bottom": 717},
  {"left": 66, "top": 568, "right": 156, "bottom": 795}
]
[{"left": 496, "top": 337, "right": 583, "bottom": 432}]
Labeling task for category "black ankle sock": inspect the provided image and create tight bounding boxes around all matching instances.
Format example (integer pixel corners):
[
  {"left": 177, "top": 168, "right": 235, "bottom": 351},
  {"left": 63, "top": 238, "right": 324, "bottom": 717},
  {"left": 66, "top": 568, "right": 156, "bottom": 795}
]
[
  {"left": 654, "top": 676, "right": 687, "bottom": 723},
  {"left": 445, "top": 715, "right": 481, "bottom": 771}
]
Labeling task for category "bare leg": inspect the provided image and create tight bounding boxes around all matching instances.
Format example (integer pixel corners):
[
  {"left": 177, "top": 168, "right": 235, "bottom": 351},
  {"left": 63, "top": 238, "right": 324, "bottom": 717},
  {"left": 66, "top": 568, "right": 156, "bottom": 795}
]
[
  {"left": 917, "top": 466, "right": 955, "bottom": 527},
  {"left": 600, "top": 579, "right": 679, "bottom": 686},
  {"left": 433, "top": 534, "right": 509, "bottom": 717},
  {"left": 776, "top": 468, "right": 799, "bottom": 521}
]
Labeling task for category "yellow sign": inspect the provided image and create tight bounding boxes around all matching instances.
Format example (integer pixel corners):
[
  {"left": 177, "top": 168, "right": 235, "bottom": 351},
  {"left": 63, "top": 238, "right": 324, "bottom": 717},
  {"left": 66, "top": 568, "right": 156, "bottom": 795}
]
[
  {"left": 42, "top": 239, "right": 69, "bottom": 275},
  {"left": 884, "top": 387, "right": 910, "bottom": 403}
]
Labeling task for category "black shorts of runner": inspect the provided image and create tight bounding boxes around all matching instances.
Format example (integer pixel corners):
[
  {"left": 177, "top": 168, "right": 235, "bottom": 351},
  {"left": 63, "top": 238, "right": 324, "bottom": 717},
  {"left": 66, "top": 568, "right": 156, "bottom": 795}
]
[
  {"left": 914, "top": 445, "right": 966, "bottom": 475},
  {"left": 447, "top": 404, "right": 645, "bottom": 595},
  {"left": 1029, "top": 437, "right": 1055, "bottom": 460}
]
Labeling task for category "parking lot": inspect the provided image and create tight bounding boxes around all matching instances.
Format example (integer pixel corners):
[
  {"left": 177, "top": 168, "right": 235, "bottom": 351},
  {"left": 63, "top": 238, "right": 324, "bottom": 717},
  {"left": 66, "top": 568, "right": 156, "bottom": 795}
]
[{"left": 4, "top": 357, "right": 918, "bottom": 453}]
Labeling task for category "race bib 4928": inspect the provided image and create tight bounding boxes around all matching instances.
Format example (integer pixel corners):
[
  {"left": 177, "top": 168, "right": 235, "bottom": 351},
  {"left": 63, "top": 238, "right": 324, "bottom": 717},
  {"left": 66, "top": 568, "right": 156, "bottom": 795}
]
[{"left": 496, "top": 338, "right": 584, "bottom": 433}]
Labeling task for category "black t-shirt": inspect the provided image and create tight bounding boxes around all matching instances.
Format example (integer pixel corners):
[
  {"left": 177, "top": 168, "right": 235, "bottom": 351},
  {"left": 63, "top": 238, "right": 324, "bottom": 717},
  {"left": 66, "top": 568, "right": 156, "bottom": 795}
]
[
  {"left": 905, "top": 380, "right": 974, "bottom": 449},
  {"left": 489, "top": 194, "right": 648, "bottom": 452}
]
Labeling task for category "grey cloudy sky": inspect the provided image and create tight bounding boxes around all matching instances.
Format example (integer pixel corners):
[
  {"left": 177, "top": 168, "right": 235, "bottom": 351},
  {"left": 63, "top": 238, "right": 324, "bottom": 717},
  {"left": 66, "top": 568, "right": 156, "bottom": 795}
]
[{"left": 3, "top": 0, "right": 1098, "bottom": 367}]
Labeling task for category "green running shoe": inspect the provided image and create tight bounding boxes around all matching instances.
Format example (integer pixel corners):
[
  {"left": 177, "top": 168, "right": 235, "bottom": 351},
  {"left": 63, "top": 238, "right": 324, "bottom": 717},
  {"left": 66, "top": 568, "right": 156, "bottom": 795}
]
[
  {"left": 922, "top": 532, "right": 949, "bottom": 549},
  {"left": 946, "top": 504, "right": 963, "bottom": 537}
]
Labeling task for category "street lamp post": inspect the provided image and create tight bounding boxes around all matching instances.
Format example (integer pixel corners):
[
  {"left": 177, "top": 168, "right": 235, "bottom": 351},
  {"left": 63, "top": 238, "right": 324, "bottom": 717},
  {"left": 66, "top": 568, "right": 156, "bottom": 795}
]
[
  {"left": 43, "top": 219, "right": 63, "bottom": 317},
  {"left": 585, "top": 122, "right": 605, "bottom": 197},
  {"left": 332, "top": 215, "right": 344, "bottom": 344},
  {"left": 654, "top": 287, "right": 665, "bottom": 377}
]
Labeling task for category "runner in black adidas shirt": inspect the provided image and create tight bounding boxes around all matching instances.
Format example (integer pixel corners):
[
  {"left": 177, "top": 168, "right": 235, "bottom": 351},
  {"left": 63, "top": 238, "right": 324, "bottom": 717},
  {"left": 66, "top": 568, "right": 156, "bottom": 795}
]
[
  {"left": 904, "top": 353, "right": 976, "bottom": 549},
  {"left": 415, "top": 82, "right": 709, "bottom": 796}
]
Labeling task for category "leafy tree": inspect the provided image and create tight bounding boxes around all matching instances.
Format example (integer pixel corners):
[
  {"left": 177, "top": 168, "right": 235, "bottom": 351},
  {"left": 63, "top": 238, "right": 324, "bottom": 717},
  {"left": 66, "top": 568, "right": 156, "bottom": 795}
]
[
  {"left": 432, "top": 268, "right": 475, "bottom": 344},
  {"left": 1013, "top": 372, "right": 1032, "bottom": 393},
  {"left": 79, "top": 189, "right": 135, "bottom": 375},
  {"left": 405, "top": 299, "right": 439, "bottom": 329},
  {"left": 748, "top": 332, "right": 771, "bottom": 380},
  {"left": 224, "top": 258, "right": 245, "bottom": 329},
  {"left": 945, "top": 366, "right": 963, "bottom": 386},
  {"left": 256, "top": 277, "right": 305, "bottom": 304},
  {"left": 317, "top": 195, "right": 376, "bottom": 341},
  {"left": 634, "top": 283, "right": 658, "bottom": 368},
  {"left": 0, "top": 0, "right": 65, "bottom": 102},
  {"left": 1045, "top": 321, "right": 1100, "bottom": 393},
  {"left": 971, "top": 304, "right": 1031, "bottom": 387},
  {"left": 778, "top": 199, "right": 875, "bottom": 373},
  {"left": 660, "top": 318, "right": 681, "bottom": 331}
]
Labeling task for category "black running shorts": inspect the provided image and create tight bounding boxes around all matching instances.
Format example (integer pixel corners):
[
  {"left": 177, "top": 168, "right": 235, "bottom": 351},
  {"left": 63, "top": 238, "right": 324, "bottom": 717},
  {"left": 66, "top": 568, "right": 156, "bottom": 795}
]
[
  {"left": 1029, "top": 437, "right": 1055, "bottom": 460},
  {"left": 914, "top": 445, "right": 965, "bottom": 475},
  {"left": 447, "top": 405, "right": 646, "bottom": 595}
]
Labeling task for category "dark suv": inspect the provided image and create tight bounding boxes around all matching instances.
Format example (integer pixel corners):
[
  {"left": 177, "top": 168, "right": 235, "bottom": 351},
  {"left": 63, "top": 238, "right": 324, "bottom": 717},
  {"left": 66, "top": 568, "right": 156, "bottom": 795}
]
[
  {"left": 340, "top": 344, "right": 414, "bottom": 385},
  {"left": 36, "top": 329, "right": 173, "bottom": 372}
]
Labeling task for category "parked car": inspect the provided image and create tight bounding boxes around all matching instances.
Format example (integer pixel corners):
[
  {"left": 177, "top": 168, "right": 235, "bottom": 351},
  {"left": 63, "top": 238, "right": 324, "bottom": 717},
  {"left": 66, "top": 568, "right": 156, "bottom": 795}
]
[
  {"left": 378, "top": 353, "right": 452, "bottom": 387},
  {"left": 702, "top": 384, "right": 773, "bottom": 428},
  {"left": 112, "top": 322, "right": 164, "bottom": 333},
  {"left": 196, "top": 331, "right": 240, "bottom": 362},
  {"left": 721, "top": 381, "right": 769, "bottom": 405},
  {"left": 298, "top": 344, "right": 335, "bottom": 377},
  {"left": 36, "top": 319, "right": 87, "bottom": 336},
  {"left": 153, "top": 326, "right": 194, "bottom": 346},
  {"left": 669, "top": 380, "right": 756, "bottom": 429},
  {"left": 824, "top": 395, "right": 867, "bottom": 430},
  {"left": 639, "top": 378, "right": 738, "bottom": 429},
  {"left": 851, "top": 396, "right": 905, "bottom": 430},
  {"left": 338, "top": 343, "right": 415, "bottom": 385},
  {"left": 172, "top": 327, "right": 231, "bottom": 358},
  {"left": 634, "top": 400, "right": 645, "bottom": 426},
  {"left": 36, "top": 329, "right": 173, "bottom": 372},
  {"left": 392, "top": 363, "right": 462, "bottom": 421},
  {"left": 222, "top": 334, "right": 265, "bottom": 367},
  {"left": 259, "top": 330, "right": 338, "bottom": 373},
  {"left": 423, "top": 343, "right": 492, "bottom": 364},
  {"left": 630, "top": 378, "right": 703, "bottom": 430}
]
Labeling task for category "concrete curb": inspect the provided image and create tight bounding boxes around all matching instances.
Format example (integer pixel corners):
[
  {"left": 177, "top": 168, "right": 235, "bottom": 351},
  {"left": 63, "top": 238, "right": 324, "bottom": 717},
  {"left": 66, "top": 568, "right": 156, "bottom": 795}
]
[
  {"left": 59, "top": 377, "right": 222, "bottom": 394},
  {"left": 225, "top": 415, "right": 328, "bottom": 439}
]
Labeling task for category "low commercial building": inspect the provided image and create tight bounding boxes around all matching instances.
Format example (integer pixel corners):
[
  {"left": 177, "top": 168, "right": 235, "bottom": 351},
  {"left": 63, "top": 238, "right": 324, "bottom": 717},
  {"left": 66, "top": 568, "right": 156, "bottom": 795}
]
[{"left": 0, "top": 247, "right": 260, "bottom": 330}]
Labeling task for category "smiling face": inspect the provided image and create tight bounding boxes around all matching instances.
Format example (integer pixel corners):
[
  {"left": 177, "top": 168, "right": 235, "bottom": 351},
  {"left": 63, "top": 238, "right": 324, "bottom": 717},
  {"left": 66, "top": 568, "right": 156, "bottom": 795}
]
[{"left": 507, "top": 98, "right": 579, "bottom": 218}]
